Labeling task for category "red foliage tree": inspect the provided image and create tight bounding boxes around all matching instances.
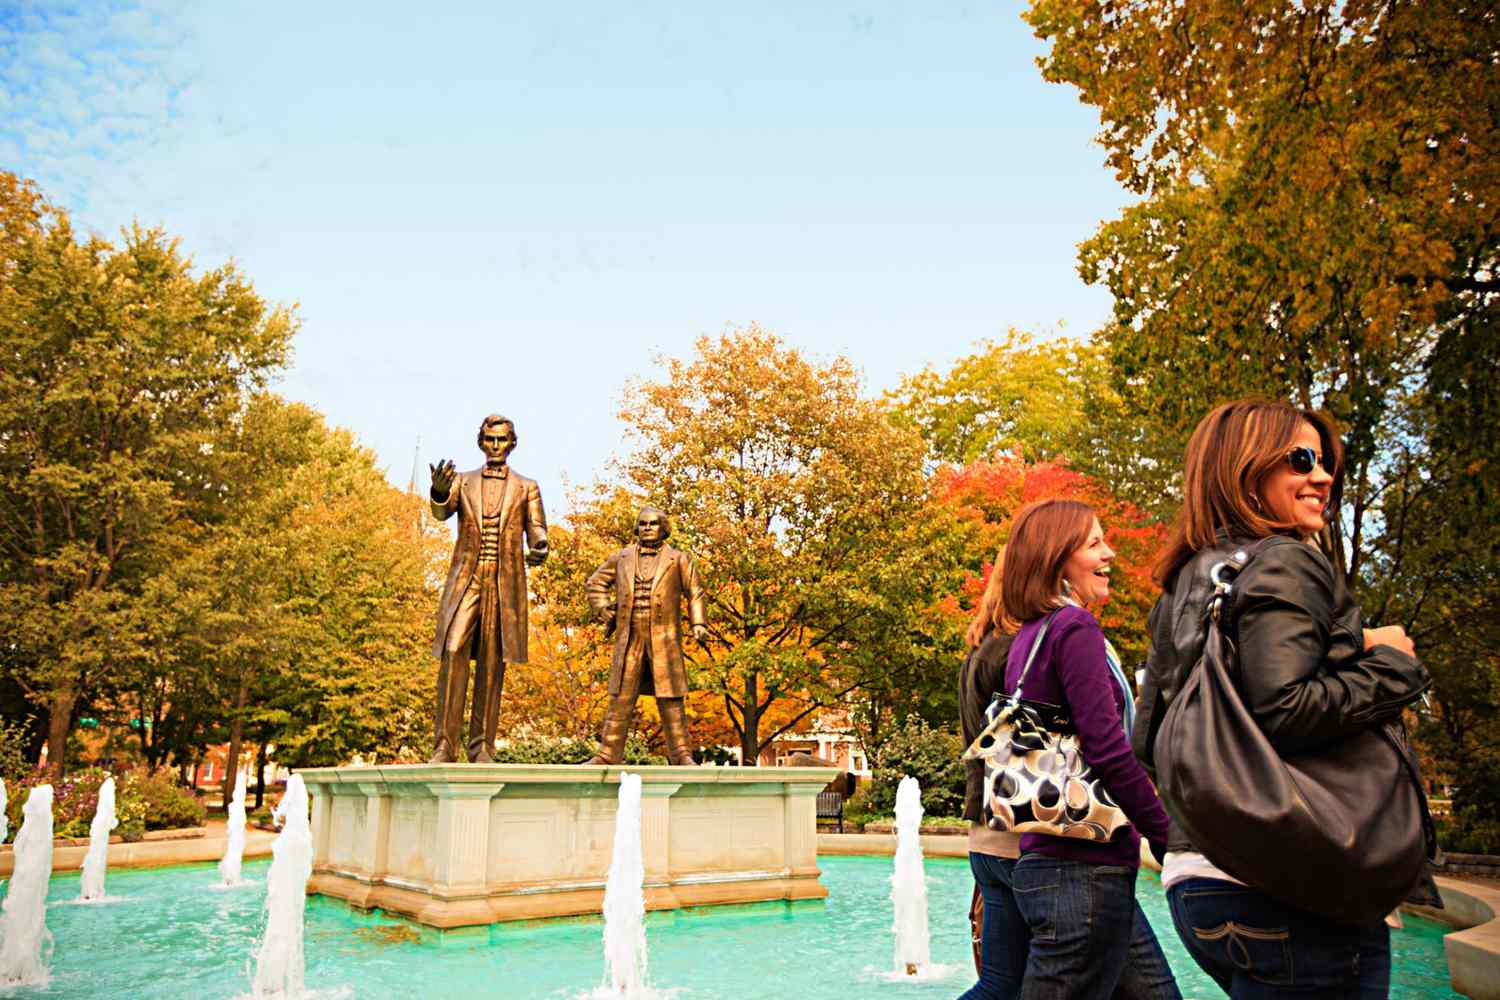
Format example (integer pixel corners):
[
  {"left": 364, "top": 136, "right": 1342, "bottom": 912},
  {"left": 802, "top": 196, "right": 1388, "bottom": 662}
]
[{"left": 935, "top": 452, "right": 1167, "bottom": 672}]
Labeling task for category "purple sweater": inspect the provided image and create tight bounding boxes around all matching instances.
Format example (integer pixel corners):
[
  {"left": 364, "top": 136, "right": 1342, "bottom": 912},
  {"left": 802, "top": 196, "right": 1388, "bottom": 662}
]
[{"left": 1004, "top": 605, "right": 1171, "bottom": 868}]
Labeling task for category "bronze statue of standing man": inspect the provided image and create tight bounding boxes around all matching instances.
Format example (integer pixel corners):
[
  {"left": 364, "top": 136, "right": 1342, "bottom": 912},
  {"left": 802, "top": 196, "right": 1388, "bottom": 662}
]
[
  {"left": 585, "top": 507, "right": 707, "bottom": 765},
  {"left": 428, "top": 414, "right": 548, "bottom": 763}
]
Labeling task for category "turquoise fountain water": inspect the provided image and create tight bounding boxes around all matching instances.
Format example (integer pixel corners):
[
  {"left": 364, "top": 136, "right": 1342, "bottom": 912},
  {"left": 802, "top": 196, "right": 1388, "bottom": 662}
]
[{"left": 5, "top": 852, "right": 1461, "bottom": 999}]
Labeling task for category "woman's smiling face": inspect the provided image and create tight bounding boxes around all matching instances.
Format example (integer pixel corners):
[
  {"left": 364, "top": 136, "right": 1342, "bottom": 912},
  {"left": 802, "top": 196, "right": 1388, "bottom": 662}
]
[
  {"left": 1260, "top": 420, "right": 1334, "bottom": 537},
  {"left": 1062, "top": 517, "right": 1114, "bottom": 604}
]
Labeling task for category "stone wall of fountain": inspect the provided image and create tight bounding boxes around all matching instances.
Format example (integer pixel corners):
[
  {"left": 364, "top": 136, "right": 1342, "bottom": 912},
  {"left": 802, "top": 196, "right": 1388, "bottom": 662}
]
[{"left": 299, "top": 763, "right": 839, "bottom": 928}]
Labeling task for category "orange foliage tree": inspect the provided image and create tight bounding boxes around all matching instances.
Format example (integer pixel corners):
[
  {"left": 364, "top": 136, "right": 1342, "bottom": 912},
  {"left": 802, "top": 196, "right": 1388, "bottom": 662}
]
[{"left": 935, "top": 453, "right": 1167, "bottom": 671}]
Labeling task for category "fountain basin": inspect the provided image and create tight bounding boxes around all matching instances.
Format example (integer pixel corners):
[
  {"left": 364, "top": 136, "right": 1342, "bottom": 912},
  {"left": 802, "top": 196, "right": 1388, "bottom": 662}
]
[
  {"left": 300, "top": 763, "right": 839, "bottom": 928},
  {"left": 16, "top": 854, "right": 1462, "bottom": 998}
]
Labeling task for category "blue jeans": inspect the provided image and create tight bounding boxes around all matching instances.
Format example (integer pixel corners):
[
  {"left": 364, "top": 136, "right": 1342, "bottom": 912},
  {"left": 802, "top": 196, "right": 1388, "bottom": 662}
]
[
  {"left": 999, "top": 854, "right": 1181, "bottom": 1000},
  {"left": 959, "top": 854, "right": 1028, "bottom": 1000},
  {"left": 1166, "top": 878, "right": 1391, "bottom": 998}
]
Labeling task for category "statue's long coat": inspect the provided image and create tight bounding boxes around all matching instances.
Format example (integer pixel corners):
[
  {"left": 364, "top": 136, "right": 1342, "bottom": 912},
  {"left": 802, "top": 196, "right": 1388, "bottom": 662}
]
[
  {"left": 429, "top": 467, "right": 547, "bottom": 663},
  {"left": 586, "top": 543, "right": 706, "bottom": 698}
]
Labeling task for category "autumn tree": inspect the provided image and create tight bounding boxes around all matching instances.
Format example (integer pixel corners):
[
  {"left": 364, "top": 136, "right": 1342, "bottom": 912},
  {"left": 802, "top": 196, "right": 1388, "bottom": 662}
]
[
  {"left": 0, "top": 172, "right": 293, "bottom": 774},
  {"left": 889, "top": 330, "right": 1183, "bottom": 514},
  {"left": 600, "top": 328, "right": 967, "bottom": 764},
  {"left": 935, "top": 455, "right": 1166, "bottom": 670}
]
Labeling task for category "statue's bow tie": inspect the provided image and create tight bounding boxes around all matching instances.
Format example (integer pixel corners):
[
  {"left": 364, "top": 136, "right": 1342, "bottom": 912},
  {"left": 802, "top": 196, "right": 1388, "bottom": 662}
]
[{"left": 482, "top": 468, "right": 508, "bottom": 480}]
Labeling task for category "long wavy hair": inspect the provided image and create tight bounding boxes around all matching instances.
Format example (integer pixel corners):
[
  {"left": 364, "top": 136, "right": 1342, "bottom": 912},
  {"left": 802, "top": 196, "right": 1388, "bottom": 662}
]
[
  {"left": 1153, "top": 398, "right": 1344, "bottom": 588},
  {"left": 965, "top": 546, "right": 1014, "bottom": 649}
]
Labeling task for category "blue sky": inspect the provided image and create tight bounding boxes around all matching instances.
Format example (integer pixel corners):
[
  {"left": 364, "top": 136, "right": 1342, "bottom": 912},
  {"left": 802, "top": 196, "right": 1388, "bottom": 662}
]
[{"left": 1, "top": 1, "right": 1129, "bottom": 513}]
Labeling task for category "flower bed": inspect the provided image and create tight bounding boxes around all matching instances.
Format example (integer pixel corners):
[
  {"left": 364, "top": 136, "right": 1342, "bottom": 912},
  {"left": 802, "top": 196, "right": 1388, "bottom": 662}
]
[{"left": 2, "top": 766, "right": 206, "bottom": 843}]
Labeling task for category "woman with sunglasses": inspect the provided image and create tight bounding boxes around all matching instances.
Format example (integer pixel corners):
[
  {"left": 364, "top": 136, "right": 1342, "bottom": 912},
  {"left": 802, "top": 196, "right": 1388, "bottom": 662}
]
[
  {"left": 1134, "top": 399, "right": 1430, "bottom": 997},
  {"left": 977, "top": 499, "right": 1180, "bottom": 1000}
]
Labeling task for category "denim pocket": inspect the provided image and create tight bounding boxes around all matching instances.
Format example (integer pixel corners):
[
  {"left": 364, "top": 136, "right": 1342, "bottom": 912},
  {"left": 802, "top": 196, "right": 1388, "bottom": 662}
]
[
  {"left": 1180, "top": 888, "right": 1292, "bottom": 987},
  {"left": 1011, "top": 856, "right": 1060, "bottom": 943}
]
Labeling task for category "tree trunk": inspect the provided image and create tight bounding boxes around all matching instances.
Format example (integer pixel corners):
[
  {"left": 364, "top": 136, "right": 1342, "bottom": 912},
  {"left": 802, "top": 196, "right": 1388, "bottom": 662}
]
[
  {"left": 24, "top": 708, "right": 48, "bottom": 765},
  {"left": 739, "top": 673, "right": 761, "bottom": 765},
  {"left": 44, "top": 689, "right": 76, "bottom": 777},
  {"left": 223, "top": 676, "right": 248, "bottom": 810},
  {"left": 254, "top": 744, "right": 267, "bottom": 809}
]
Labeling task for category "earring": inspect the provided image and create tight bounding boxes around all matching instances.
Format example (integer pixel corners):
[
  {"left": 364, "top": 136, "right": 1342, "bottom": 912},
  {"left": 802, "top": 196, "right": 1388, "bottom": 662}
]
[
  {"left": 1249, "top": 494, "right": 1263, "bottom": 512},
  {"left": 1061, "top": 578, "right": 1074, "bottom": 597}
]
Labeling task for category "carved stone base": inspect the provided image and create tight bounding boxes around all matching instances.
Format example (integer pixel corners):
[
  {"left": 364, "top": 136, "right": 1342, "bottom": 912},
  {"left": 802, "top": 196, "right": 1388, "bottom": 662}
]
[{"left": 299, "top": 763, "right": 839, "bottom": 929}]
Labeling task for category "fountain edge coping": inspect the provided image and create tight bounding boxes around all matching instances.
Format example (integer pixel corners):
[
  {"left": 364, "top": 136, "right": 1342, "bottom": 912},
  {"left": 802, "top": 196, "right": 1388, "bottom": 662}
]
[{"left": 294, "top": 763, "right": 843, "bottom": 788}]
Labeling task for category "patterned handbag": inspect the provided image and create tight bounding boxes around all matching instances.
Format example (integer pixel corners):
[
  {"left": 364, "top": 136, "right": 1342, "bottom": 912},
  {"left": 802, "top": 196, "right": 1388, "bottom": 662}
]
[{"left": 961, "top": 612, "right": 1131, "bottom": 843}]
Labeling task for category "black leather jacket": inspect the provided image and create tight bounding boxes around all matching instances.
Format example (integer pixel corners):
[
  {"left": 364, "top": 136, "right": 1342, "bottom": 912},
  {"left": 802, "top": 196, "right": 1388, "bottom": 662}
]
[{"left": 1134, "top": 534, "right": 1431, "bottom": 854}]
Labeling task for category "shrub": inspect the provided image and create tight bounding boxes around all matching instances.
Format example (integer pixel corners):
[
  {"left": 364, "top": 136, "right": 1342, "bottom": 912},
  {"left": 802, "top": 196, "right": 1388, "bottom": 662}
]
[
  {"left": 842, "top": 788, "right": 876, "bottom": 831},
  {"left": 491, "top": 734, "right": 667, "bottom": 766},
  {"left": 1, "top": 766, "right": 204, "bottom": 843},
  {"left": 120, "top": 770, "right": 206, "bottom": 831},
  {"left": 0, "top": 717, "right": 32, "bottom": 785},
  {"left": 1437, "top": 817, "right": 1500, "bottom": 855},
  {"left": 4, "top": 766, "right": 118, "bottom": 841},
  {"left": 864, "top": 715, "right": 965, "bottom": 820}
]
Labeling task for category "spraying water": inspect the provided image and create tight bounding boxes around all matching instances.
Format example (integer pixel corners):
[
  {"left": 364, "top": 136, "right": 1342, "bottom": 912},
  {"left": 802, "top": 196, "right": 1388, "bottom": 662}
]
[
  {"left": 0, "top": 777, "right": 8, "bottom": 844},
  {"left": 0, "top": 784, "right": 54, "bottom": 987},
  {"left": 592, "top": 772, "right": 652, "bottom": 1000},
  {"left": 220, "top": 772, "right": 248, "bottom": 886},
  {"left": 251, "top": 773, "right": 311, "bottom": 1000},
  {"left": 890, "top": 775, "right": 931, "bottom": 976},
  {"left": 78, "top": 776, "right": 118, "bottom": 901}
]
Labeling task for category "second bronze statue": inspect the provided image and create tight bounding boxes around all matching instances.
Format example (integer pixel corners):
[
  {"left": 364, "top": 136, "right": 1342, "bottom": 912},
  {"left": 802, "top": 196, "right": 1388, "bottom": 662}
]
[{"left": 585, "top": 506, "right": 708, "bottom": 766}]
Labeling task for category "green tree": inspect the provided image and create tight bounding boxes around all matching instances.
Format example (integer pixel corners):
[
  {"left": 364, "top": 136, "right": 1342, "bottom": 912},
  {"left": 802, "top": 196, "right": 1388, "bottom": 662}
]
[
  {"left": 889, "top": 331, "right": 1183, "bottom": 515},
  {"left": 199, "top": 396, "right": 444, "bottom": 777},
  {"left": 0, "top": 172, "right": 293, "bottom": 774}
]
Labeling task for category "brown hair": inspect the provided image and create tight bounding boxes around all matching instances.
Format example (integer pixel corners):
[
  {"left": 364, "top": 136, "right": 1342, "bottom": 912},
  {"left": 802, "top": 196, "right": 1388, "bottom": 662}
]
[
  {"left": 1153, "top": 399, "right": 1344, "bottom": 587},
  {"left": 999, "top": 499, "right": 1097, "bottom": 625},
  {"left": 965, "top": 547, "right": 1016, "bottom": 648}
]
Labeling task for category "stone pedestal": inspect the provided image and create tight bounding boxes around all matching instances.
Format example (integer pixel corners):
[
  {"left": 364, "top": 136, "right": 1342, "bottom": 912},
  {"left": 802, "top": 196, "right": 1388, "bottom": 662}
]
[{"left": 299, "top": 763, "right": 840, "bottom": 928}]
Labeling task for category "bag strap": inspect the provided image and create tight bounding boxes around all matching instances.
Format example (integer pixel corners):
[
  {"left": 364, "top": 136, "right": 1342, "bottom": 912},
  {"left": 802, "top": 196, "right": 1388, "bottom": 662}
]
[
  {"left": 1206, "top": 537, "right": 1280, "bottom": 622},
  {"left": 1011, "top": 610, "right": 1059, "bottom": 701}
]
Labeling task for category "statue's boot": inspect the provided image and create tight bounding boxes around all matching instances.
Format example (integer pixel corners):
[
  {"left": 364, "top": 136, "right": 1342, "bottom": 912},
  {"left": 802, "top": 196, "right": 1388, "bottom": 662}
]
[
  {"left": 586, "top": 700, "right": 633, "bottom": 765},
  {"left": 429, "top": 739, "right": 457, "bottom": 764},
  {"left": 659, "top": 697, "right": 696, "bottom": 766}
]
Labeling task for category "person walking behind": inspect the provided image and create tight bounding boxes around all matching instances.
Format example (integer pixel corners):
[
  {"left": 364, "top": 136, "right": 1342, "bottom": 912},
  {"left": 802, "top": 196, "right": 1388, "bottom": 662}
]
[
  {"left": 994, "top": 500, "right": 1180, "bottom": 1000},
  {"left": 957, "top": 551, "right": 1025, "bottom": 1000},
  {"left": 1134, "top": 400, "right": 1432, "bottom": 998}
]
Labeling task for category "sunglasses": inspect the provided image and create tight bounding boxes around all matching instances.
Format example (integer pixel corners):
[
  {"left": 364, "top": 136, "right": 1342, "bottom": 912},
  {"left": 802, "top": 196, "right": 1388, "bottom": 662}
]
[{"left": 1286, "top": 446, "right": 1332, "bottom": 475}]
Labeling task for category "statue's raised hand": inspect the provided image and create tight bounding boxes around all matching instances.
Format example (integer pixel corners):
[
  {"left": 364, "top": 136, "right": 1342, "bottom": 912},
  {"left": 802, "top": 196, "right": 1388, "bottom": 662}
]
[{"left": 429, "top": 458, "right": 457, "bottom": 499}]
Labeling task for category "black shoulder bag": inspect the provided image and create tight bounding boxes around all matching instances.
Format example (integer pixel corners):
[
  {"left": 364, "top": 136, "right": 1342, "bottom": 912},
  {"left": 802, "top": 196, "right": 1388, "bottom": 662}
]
[{"left": 1152, "top": 544, "right": 1437, "bottom": 925}]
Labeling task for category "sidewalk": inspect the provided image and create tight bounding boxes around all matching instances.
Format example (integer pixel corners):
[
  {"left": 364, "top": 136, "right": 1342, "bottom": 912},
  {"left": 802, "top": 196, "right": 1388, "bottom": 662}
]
[
  {"left": 0, "top": 822, "right": 275, "bottom": 877},
  {"left": 818, "top": 830, "right": 968, "bottom": 859}
]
